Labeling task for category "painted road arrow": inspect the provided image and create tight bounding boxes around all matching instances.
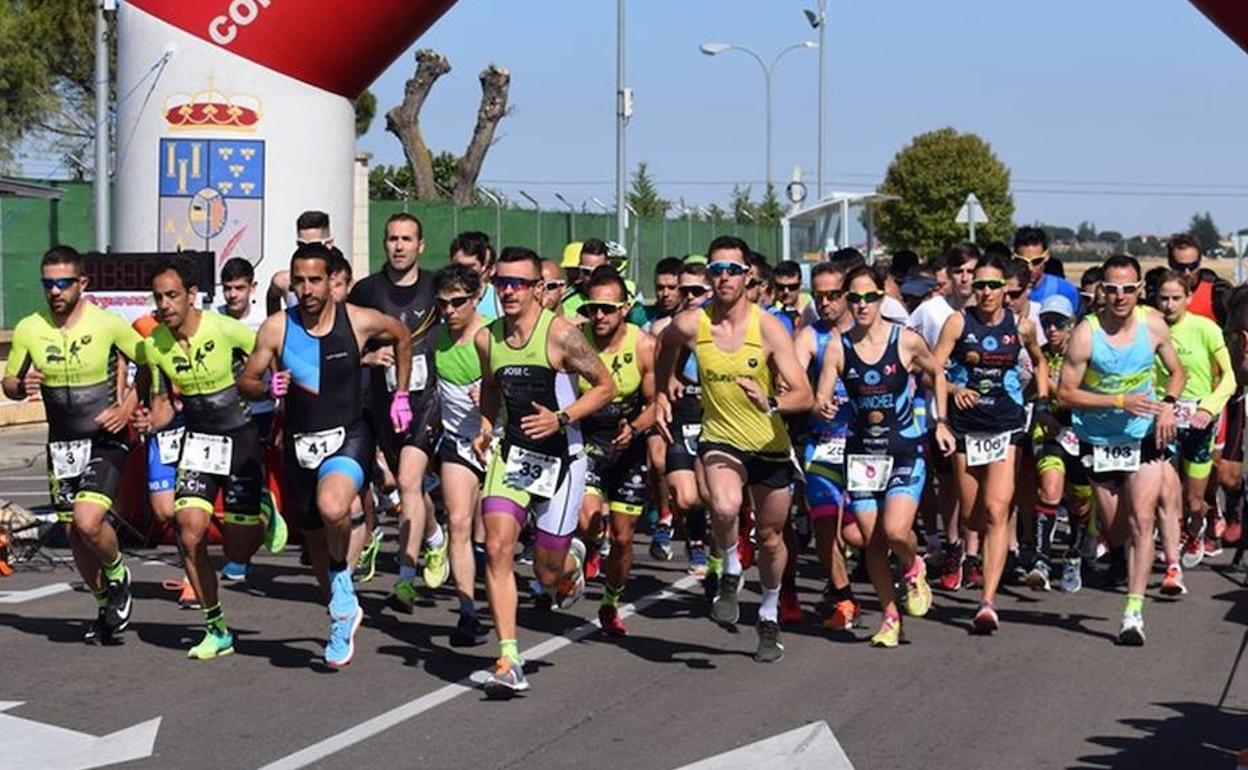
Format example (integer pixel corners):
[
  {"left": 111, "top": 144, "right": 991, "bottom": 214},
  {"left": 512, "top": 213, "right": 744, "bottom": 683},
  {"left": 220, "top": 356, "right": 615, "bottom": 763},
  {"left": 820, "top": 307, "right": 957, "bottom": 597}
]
[
  {"left": 674, "top": 720, "right": 855, "bottom": 770},
  {"left": 0, "top": 582, "right": 73, "bottom": 604},
  {"left": 0, "top": 701, "right": 161, "bottom": 770}
]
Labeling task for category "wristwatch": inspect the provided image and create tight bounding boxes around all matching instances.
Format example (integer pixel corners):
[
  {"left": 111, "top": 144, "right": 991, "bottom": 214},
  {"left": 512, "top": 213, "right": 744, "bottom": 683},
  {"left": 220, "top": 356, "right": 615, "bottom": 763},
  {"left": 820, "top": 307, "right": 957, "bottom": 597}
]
[
  {"left": 766, "top": 396, "right": 779, "bottom": 415},
  {"left": 1162, "top": 395, "right": 1178, "bottom": 405},
  {"left": 556, "top": 410, "right": 572, "bottom": 428}
]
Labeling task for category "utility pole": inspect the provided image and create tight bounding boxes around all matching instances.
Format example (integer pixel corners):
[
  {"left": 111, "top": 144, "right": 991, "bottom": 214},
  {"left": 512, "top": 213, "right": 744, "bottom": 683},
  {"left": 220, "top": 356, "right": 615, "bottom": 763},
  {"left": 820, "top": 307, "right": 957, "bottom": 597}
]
[
  {"left": 94, "top": 1, "right": 113, "bottom": 251},
  {"left": 616, "top": 0, "right": 631, "bottom": 250}
]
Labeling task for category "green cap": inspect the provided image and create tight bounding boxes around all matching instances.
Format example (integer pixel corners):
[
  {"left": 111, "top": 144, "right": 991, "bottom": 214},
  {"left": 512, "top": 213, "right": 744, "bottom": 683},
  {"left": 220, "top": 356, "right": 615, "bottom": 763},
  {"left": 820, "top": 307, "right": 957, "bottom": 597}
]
[{"left": 683, "top": 253, "right": 707, "bottom": 265}]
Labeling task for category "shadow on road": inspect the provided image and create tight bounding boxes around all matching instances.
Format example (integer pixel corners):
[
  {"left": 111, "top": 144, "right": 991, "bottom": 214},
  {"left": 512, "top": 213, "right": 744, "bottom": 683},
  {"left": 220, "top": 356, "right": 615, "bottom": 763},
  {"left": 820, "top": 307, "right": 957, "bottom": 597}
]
[{"left": 1073, "top": 701, "right": 1248, "bottom": 769}]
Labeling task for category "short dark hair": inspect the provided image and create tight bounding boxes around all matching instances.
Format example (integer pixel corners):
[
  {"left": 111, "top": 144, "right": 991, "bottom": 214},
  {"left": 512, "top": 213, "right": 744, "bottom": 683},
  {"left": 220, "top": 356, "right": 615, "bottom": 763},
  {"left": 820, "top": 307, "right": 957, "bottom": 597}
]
[
  {"left": 587, "top": 265, "right": 628, "bottom": 301},
  {"left": 385, "top": 212, "right": 423, "bottom": 240},
  {"left": 889, "top": 250, "right": 920, "bottom": 278},
  {"left": 220, "top": 257, "right": 255, "bottom": 284},
  {"left": 982, "top": 241, "right": 1013, "bottom": 262},
  {"left": 1102, "top": 254, "right": 1141, "bottom": 280},
  {"left": 707, "top": 235, "right": 751, "bottom": 263},
  {"left": 580, "top": 238, "right": 609, "bottom": 257},
  {"left": 655, "top": 257, "right": 683, "bottom": 279},
  {"left": 946, "top": 243, "right": 981, "bottom": 270},
  {"left": 811, "top": 261, "right": 846, "bottom": 281},
  {"left": 291, "top": 242, "right": 334, "bottom": 272},
  {"left": 498, "top": 245, "right": 542, "bottom": 275},
  {"left": 845, "top": 264, "right": 886, "bottom": 292},
  {"left": 296, "top": 210, "right": 330, "bottom": 232},
  {"left": 328, "top": 247, "right": 351, "bottom": 281},
  {"left": 1013, "top": 225, "right": 1048, "bottom": 252},
  {"left": 1167, "top": 233, "right": 1201, "bottom": 259},
  {"left": 1080, "top": 266, "right": 1103, "bottom": 287},
  {"left": 148, "top": 255, "right": 199, "bottom": 291},
  {"left": 975, "top": 254, "right": 1009, "bottom": 277},
  {"left": 434, "top": 263, "right": 481, "bottom": 297},
  {"left": 450, "top": 231, "right": 491, "bottom": 265},
  {"left": 775, "top": 260, "right": 802, "bottom": 281},
  {"left": 829, "top": 247, "right": 864, "bottom": 267},
  {"left": 40, "top": 245, "right": 84, "bottom": 273},
  {"left": 1003, "top": 258, "right": 1031, "bottom": 287},
  {"left": 681, "top": 262, "right": 708, "bottom": 281}
]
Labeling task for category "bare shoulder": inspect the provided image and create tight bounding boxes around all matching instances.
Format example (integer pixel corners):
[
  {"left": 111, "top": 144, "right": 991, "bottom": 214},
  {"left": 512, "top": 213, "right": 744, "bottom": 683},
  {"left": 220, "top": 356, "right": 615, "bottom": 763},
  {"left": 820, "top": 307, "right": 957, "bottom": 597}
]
[{"left": 669, "top": 306, "right": 702, "bottom": 338}]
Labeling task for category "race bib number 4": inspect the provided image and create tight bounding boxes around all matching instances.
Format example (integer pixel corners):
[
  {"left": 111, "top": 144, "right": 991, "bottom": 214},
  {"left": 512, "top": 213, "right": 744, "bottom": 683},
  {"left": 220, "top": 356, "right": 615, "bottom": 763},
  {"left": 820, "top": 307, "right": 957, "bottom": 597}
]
[
  {"left": 157, "top": 427, "right": 185, "bottom": 466},
  {"left": 504, "top": 445, "right": 561, "bottom": 498},
  {"left": 810, "top": 437, "right": 846, "bottom": 466},
  {"left": 386, "top": 355, "right": 430, "bottom": 393},
  {"left": 49, "top": 439, "right": 91, "bottom": 480},
  {"left": 180, "top": 433, "right": 233, "bottom": 476},
  {"left": 293, "top": 427, "right": 346, "bottom": 469},
  {"left": 846, "top": 454, "right": 893, "bottom": 493},
  {"left": 1092, "top": 441, "right": 1141, "bottom": 473},
  {"left": 966, "top": 432, "right": 1010, "bottom": 467}
]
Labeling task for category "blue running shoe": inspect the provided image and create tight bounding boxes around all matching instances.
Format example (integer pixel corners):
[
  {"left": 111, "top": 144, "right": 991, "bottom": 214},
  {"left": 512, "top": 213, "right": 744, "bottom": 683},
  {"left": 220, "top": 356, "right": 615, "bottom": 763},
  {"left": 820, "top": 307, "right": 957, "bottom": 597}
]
[
  {"left": 649, "top": 523, "right": 674, "bottom": 561},
  {"left": 220, "top": 561, "right": 249, "bottom": 582},
  {"left": 325, "top": 605, "right": 364, "bottom": 668},
  {"left": 328, "top": 568, "right": 357, "bottom": 619}
]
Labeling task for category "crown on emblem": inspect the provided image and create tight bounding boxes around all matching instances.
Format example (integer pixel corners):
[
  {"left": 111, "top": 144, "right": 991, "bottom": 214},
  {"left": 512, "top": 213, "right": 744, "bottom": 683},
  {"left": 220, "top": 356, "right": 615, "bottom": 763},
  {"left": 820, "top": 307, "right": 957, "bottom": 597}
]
[{"left": 164, "top": 84, "right": 261, "bottom": 130}]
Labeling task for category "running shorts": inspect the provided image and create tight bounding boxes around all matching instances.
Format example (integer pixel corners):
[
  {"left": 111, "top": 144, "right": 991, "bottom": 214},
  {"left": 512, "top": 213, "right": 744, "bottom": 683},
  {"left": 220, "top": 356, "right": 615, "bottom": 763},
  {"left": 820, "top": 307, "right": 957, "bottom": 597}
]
[
  {"left": 436, "top": 430, "right": 486, "bottom": 482},
  {"left": 802, "top": 441, "right": 846, "bottom": 522},
  {"left": 174, "top": 422, "right": 263, "bottom": 519},
  {"left": 699, "top": 441, "right": 800, "bottom": 490},
  {"left": 846, "top": 454, "right": 926, "bottom": 517},
  {"left": 282, "top": 419, "right": 375, "bottom": 531},
  {"left": 481, "top": 443, "right": 586, "bottom": 548},
  {"left": 146, "top": 419, "right": 184, "bottom": 494},
  {"left": 1078, "top": 433, "right": 1166, "bottom": 485},
  {"left": 666, "top": 417, "right": 701, "bottom": 474},
  {"left": 374, "top": 388, "right": 441, "bottom": 473},
  {"left": 1173, "top": 424, "right": 1216, "bottom": 479},
  {"left": 584, "top": 439, "right": 648, "bottom": 516},
  {"left": 46, "top": 431, "right": 130, "bottom": 521}
]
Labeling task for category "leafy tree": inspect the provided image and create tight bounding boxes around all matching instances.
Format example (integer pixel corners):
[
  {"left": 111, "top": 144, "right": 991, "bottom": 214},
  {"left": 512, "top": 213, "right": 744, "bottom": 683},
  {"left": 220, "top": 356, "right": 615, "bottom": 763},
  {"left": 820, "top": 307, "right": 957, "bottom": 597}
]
[
  {"left": 1098, "top": 230, "right": 1123, "bottom": 244},
  {"left": 1039, "top": 223, "right": 1076, "bottom": 243},
  {"left": 1076, "top": 221, "right": 1097, "bottom": 242},
  {"left": 756, "top": 184, "right": 784, "bottom": 228},
  {"left": 704, "top": 203, "right": 726, "bottom": 222},
  {"left": 1188, "top": 211, "right": 1221, "bottom": 254},
  {"left": 627, "top": 161, "right": 668, "bottom": 219},
  {"left": 730, "top": 184, "right": 756, "bottom": 224},
  {"left": 875, "top": 127, "right": 1015, "bottom": 255},
  {"left": 354, "top": 90, "right": 376, "bottom": 138}
]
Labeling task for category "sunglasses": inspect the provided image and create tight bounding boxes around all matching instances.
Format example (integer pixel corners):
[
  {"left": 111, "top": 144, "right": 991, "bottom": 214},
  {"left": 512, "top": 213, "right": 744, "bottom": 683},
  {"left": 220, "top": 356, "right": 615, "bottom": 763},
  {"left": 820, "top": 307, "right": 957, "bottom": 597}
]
[
  {"left": 707, "top": 261, "right": 749, "bottom": 278},
  {"left": 542, "top": 280, "right": 566, "bottom": 292},
  {"left": 492, "top": 276, "right": 538, "bottom": 291},
  {"left": 814, "top": 289, "right": 845, "bottom": 302},
  {"left": 578, "top": 301, "right": 626, "bottom": 317},
  {"left": 41, "top": 277, "right": 78, "bottom": 292},
  {"left": 746, "top": 278, "right": 764, "bottom": 289},
  {"left": 972, "top": 279, "right": 1007, "bottom": 291},
  {"left": 678, "top": 285, "right": 710, "bottom": 298},
  {"left": 1080, "top": 292, "right": 1097, "bottom": 304},
  {"left": 435, "top": 295, "right": 474, "bottom": 310},
  {"left": 1102, "top": 281, "right": 1141, "bottom": 296},
  {"left": 846, "top": 291, "right": 884, "bottom": 305},
  {"left": 1005, "top": 288, "right": 1026, "bottom": 301},
  {"left": 775, "top": 282, "right": 801, "bottom": 292},
  {"left": 1169, "top": 260, "right": 1201, "bottom": 273},
  {"left": 1017, "top": 252, "right": 1049, "bottom": 267},
  {"left": 1040, "top": 315, "right": 1070, "bottom": 329}
]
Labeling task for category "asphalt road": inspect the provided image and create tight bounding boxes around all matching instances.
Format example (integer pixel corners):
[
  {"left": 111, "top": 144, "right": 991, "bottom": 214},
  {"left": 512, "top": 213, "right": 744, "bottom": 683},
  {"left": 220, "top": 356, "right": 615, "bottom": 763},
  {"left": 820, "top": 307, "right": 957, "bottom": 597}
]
[{"left": 1, "top": 460, "right": 1245, "bottom": 770}]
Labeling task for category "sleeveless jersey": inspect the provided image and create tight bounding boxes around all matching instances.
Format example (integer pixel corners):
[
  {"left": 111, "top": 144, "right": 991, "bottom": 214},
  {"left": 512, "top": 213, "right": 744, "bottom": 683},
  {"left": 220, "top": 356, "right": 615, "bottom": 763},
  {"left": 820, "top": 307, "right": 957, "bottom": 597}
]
[
  {"left": 808, "top": 320, "right": 850, "bottom": 444},
  {"left": 434, "top": 325, "right": 482, "bottom": 439},
  {"left": 671, "top": 347, "right": 702, "bottom": 425},
  {"left": 281, "top": 304, "right": 363, "bottom": 434},
  {"left": 946, "top": 308, "right": 1026, "bottom": 435},
  {"left": 488, "top": 309, "right": 581, "bottom": 457},
  {"left": 145, "top": 311, "right": 255, "bottom": 433},
  {"left": 696, "top": 304, "right": 789, "bottom": 455},
  {"left": 347, "top": 269, "right": 439, "bottom": 401},
  {"left": 578, "top": 323, "right": 644, "bottom": 447},
  {"left": 1072, "top": 307, "right": 1155, "bottom": 444},
  {"left": 841, "top": 325, "right": 921, "bottom": 457}
]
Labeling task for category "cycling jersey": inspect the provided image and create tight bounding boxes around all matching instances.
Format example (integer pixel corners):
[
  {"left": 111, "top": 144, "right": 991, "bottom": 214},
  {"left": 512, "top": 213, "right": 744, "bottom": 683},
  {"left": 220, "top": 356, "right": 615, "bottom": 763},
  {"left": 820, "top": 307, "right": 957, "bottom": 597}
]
[
  {"left": 1154, "top": 311, "right": 1234, "bottom": 416},
  {"left": 842, "top": 325, "right": 922, "bottom": 459},
  {"left": 434, "top": 324, "right": 484, "bottom": 476},
  {"left": 145, "top": 310, "right": 256, "bottom": 433},
  {"left": 578, "top": 323, "right": 644, "bottom": 447}
]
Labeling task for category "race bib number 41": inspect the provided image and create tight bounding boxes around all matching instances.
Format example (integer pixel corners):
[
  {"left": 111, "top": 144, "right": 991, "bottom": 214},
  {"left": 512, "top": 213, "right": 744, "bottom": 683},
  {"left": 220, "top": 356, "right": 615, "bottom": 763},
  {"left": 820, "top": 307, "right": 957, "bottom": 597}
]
[
  {"left": 1092, "top": 441, "right": 1141, "bottom": 473},
  {"left": 504, "top": 445, "right": 561, "bottom": 498},
  {"left": 180, "top": 432, "right": 233, "bottom": 476},
  {"left": 49, "top": 439, "right": 91, "bottom": 480},
  {"left": 966, "top": 432, "right": 1010, "bottom": 467},
  {"left": 846, "top": 454, "right": 893, "bottom": 493},
  {"left": 293, "top": 427, "right": 346, "bottom": 469}
]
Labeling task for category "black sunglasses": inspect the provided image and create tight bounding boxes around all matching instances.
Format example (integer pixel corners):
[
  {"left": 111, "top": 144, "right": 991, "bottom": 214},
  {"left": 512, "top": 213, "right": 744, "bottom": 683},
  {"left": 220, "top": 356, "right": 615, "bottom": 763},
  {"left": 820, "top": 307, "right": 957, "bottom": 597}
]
[
  {"left": 1005, "top": 288, "right": 1026, "bottom": 301},
  {"left": 679, "top": 285, "right": 710, "bottom": 297},
  {"left": 1169, "top": 259, "right": 1201, "bottom": 273},
  {"left": 436, "top": 295, "right": 474, "bottom": 310},
  {"left": 41, "top": 277, "right": 78, "bottom": 292}
]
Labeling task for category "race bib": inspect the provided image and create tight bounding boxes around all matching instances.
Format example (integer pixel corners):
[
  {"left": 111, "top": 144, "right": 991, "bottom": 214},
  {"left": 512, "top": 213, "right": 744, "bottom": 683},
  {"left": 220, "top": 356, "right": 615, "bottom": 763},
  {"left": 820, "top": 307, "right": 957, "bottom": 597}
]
[
  {"left": 386, "top": 355, "right": 429, "bottom": 393},
  {"left": 49, "top": 439, "right": 91, "bottom": 480},
  {"left": 1174, "top": 399, "right": 1199, "bottom": 430},
  {"left": 1058, "top": 429, "right": 1080, "bottom": 457},
  {"left": 847, "top": 454, "right": 893, "bottom": 493},
  {"left": 966, "top": 432, "right": 1010, "bottom": 467},
  {"left": 810, "top": 437, "right": 846, "bottom": 466},
  {"left": 157, "top": 427, "right": 185, "bottom": 465},
  {"left": 681, "top": 423, "right": 701, "bottom": 456},
  {"left": 1092, "top": 441, "right": 1141, "bottom": 473},
  {"left": 504, "top": 445, "right": 561, "bottom": 498},
  {"left": 455, "top": 437, "right": 485, "bottom": 471},
  {"left": 180, "top": 432, "right": 233, "bottom": 476},
  {"left": 293, "top": 427, "right": 346, "bottom": 469}
]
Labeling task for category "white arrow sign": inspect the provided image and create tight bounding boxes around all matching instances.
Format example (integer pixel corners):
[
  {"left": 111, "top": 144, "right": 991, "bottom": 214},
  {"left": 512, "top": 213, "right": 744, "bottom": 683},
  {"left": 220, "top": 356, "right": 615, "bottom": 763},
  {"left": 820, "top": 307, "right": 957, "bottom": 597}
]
[
  {"left": 0, "top": 582, "right": 74, "bottom": 604},
  {"left": 955, "top": 192, "right": 989, "bottom": 243},
  {"left": 0, "top": 701, "right": 161, "bottom": 770},
  {"left": 673, "top": 721, "right": 855, "bottom": 770}
]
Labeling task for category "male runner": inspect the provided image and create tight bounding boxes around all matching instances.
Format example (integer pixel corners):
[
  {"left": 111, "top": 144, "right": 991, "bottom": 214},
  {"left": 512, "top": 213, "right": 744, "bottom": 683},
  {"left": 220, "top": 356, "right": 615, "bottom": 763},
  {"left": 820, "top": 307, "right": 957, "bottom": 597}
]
[
  {"left": 1167, "top": 233, "right": 1230, "bottom": 325},
  {"left": 642, "top": 257, "right": 684, "bottom": 558},
  {"left": 561, "top": 239, "right": 610, "bottom": 318},
  {"left": 1014, "top": 226, "right": 1079, "bottom": 309},
  {"left": 349, "top": 213, "right": 449, "bottom": 612},
  {"left": 239, "top": 242, "right": 414, "bottom": 667},
  {"left": 539, "top": 260, "right": 567, "bottom": 313},
  {"left": 655, "top": 236, "right": 813, "bottom": 663},
  {"left": 470, "top": 246, "right": 616, "bottom": 696},
  {"left": 3, "top": 246, "right": 144, "bottom": 643},
  {"left": 450, "top": 230, "right": 497, "bottom": 320},
  {"left": 267, "top": 210, "right": 334, "bottom": 314}
]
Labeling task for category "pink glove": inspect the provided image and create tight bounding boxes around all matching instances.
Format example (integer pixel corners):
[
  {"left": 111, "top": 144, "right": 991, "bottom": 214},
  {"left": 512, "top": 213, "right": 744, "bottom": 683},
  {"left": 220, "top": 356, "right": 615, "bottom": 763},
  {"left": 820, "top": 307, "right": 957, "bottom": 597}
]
[
  {"left": 270, "top": 370, "right": 290, "bottom": 398},
  {"left": 390, "top": 390, "right": 413, "bottom": 433}
]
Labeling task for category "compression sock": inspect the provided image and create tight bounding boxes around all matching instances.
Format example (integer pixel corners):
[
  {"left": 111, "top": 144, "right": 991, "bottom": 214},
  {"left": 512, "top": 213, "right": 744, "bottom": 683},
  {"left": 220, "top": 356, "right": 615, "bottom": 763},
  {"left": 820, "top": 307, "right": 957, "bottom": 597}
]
[
  {"left": 1124, "top": 593, "right": 1145, "bottom": 616},
  {"left": 499, "top": 638, "right": 520, "bottom": 664},
  {"left": 758, "top": 586, "right": 780, "bottom": 623},
  {"left": 723, "top": 542, "right": 742, "bottom": 576},
  {"left": 203, "top": 604, "right": 227, "bottom": 634},
  {"left": 707, "top": 555, "right": 724, "bottom": 576},
  {"left": 425, "top": 524, "right": 445, "bottom": 550},
  {"left": 601, "top": 582, "right": 623, "bottom": 607},
  {"left": 102, "top": 554, "right": 125, "bottom": 583},
  {"left": 398, "top": 565, "right": 418, "bottom": 582},
  {"left": 93, "top": 588, "right": 108, "bottom": 607}
]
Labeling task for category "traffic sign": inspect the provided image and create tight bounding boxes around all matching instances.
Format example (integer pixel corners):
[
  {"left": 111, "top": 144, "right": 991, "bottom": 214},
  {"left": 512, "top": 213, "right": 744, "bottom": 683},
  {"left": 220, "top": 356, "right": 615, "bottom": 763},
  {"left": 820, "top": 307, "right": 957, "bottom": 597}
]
[{"left": 955, "top": 192, "right": 989, "bottom": 242}]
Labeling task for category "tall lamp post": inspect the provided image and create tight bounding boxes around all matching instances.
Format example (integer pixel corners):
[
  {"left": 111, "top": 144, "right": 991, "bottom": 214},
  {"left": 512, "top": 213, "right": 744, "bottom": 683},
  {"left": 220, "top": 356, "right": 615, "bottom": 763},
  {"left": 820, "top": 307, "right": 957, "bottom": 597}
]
[
  {"left": 804, "top": 1, "right": 827, "bottom": 200},
  {"left": 699, "top": 39, "right": 817, "bottom": 191},
  {"left": 555, "top": 192, "right": 577, "bottom": 239},
  {"left": 519, "top": 189, "right": 541, "bottom": 251},
  {"left": 590, "top": 196, "right": 611, "bottom": 238}
]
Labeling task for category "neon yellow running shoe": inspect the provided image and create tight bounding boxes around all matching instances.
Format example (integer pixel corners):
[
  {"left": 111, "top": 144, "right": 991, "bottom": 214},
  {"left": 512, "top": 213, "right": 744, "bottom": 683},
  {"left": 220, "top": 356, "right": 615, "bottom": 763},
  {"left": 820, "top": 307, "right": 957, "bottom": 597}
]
[
  {"left": 869, "top": 616, "right": 902, "bottom": 648},
  {"left": 261, "top": 488, "right": 288, "bottom": 554},
  {"left": 387, "top": 578, "right": 418, "bottom": 614},
  {"left": 187, "top": 628, "right": 235, "bottom": 660},
  {"left": 902, "top": 559, "right": 932, "bottom": 618},
  {"left": 355, "top": 532, "right": 380, "bottom": 583},
  {"left": 423, "top": 536, "right": 450, "bottom": 590}
]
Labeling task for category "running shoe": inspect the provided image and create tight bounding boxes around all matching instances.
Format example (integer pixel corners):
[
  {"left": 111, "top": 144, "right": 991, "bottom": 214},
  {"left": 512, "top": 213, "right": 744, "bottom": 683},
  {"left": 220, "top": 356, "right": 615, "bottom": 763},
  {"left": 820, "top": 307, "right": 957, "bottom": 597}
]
[
  {"left": 1223, "top": 518, "right": 1242, "bottom": 547},
  {"left": 83, "top": 608, "right": 118, "bottom": 645},
  {"left": 450, "top": 613, "right": 489, "bottom": 647},
  {"left": 755, "top": 619, "right": 784, "bottom": 663},
  {"left": 325, "top": 605, "right": 364, "bottom": 668},
  {"left": 687, "top": 542, "right": 708, "bottom": 577},
  {"left": 354, "top": 531, "right": 380, "bottom": 584},
  {"left": 939, "top": 540, "right": 965, "bottom": 591},
  {"left": 963, "top": 556, "right": 984, "bottom": 590},
  {"left": 1160, "top": 564, "right": 1187, "bottom": 596},
  {"left": 178, "top": 578, "right": 200, "bottom": 610},
  {"left": 869, "top": 615, "right": 902, "bottom": 648},
  {"left": 1060, "top": 554, "right": 1083, "bottom": 594},
  {"left": 1203, "top": 536, "right": 1223, "bottom": 558},
  {"left": 1181, "top": 522, "right": 1206, "bottom": 569},
  {"left": 703, "top": 558, "right": 721, "bottom": 605},
  {"left": 584, "top": 543, "right": 602, "bottom": 580},
  {"left": 1211, "top": 515, "right": 1227, "bottom": 540},
  {"left": 1117, "top": 612, "right": 1146, "bottom": 646},
  {"left": 187, "top": 628, "right": 235, "bottom": 660},
  {"left": 650, "top": 523, "right": 674, "bottom": 561},
  {"left": 823, "top": 598, "right": 861, "bottom": 631},
  {"left": 711, "top": 572, "right": 742, "bottom": 624},
  {"left": 261, "top": 488, "right": 288, "bottom": 553},
  {"left": 423, "top": 537, "right": 450, "bottom": 590},
  {"left": 598, "top": 604, "right": 627, "bottom": 637},
  {"left": 556, "top": 539, "right": 586, "bottom": 610},
  {"left": 482, "top": 657, "right": 529, "bottom": 698},
  {"left": 104, "top": 566, "right": 133, "bottom": 633},
  {"left": 779, "top": 586, "right": 803, "bottom": 624},
  {"left": 902, "top": 560, "right": 933, "bottom": 617},
  {"left": 1025, "top": 560, "right": 1052, "bottom": 592},
  {"left": 220, "top": 561, "right": 249, "bottom": 582},
  {"left": 971, "top": 602, "right": 999, "bottom": 635},
  {"left": 387, "top": 579, "right": 418, "bottom": 614}
]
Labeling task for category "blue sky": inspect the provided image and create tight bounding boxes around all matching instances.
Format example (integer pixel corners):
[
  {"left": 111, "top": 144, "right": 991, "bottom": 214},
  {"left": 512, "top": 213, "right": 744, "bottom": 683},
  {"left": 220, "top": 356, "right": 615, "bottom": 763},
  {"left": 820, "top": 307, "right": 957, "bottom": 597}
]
[{"left": 357, "top": 0, "right": 1248, "bottom": 237}]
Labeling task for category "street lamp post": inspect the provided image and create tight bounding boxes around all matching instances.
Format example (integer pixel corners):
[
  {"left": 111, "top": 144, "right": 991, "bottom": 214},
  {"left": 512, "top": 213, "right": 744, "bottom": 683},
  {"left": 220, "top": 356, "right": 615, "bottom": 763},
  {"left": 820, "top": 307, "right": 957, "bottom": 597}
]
[
  {"left": 804, "top": 1, "right": 827, "bottom": 200},
  {"left": 590, "top": 196, "right": 611, "bottom": 238},
  {"left": 699, "top": 39, "right": 817, "bottom": 191},
  {"left": 519, "top": 190, "right": 541, "bottom": 251},
  {"left": 479, "top": 188, "right": 503, "bottom": 244},
  {"left": 555, "top": 192, "right": 577, "bottom": 239}
]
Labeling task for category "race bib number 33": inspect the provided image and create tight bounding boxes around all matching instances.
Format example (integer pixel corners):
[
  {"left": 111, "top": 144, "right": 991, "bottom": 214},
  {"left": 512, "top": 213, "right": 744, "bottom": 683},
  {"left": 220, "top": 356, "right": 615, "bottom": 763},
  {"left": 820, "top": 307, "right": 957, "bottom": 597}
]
[{"left": 504, "top": 445, "right": 561, "bottom": 498}]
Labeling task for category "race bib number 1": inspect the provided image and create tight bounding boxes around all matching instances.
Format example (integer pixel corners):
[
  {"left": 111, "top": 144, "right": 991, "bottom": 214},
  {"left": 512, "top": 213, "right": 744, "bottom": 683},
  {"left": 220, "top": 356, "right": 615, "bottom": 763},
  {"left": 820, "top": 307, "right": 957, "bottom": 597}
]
[
  {"left": 846, "top": 454, "right": 893, "bottom": 492},
  {"left": 504, "top": 445, "right": 561, "bottom": 498},
  {"left": 293, "top": 427, "right": 346, "bottom": 469},
  {"left": 180, "top": 433, "right": 233, "bottom": 476},
  {"left": 49, "top": 439, "right": 91, "bottom": 480},
  {"left": 966, "top": 432, "right": 1010, "bottom": 467},
  {"left": 1092, "top": 441, "right": 1141, "bottom": 473}
]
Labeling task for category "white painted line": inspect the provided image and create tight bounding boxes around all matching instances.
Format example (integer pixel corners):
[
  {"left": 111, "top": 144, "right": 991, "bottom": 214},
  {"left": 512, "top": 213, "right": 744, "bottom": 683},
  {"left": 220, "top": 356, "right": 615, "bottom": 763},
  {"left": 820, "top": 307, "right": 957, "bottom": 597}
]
[
  {"left": 0, "top": 476, "right": 51, "bottom": 482},
  {"left": 1, "top": 701, "right": 161, "bottom": 770},
  {"left": 257, "top": 574, "right": 702, "bottom": 770},
  {"left": 673, "top": 720, "right": 855, "bottom": 770},
  {"left": 0, "top": 582, "right": 73, "bottom": 604}
]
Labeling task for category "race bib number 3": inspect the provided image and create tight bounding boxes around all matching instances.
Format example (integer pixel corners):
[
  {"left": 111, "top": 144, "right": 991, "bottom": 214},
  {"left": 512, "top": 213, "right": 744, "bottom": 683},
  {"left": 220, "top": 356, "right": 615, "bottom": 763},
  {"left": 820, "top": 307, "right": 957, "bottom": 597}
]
[
  {"left": 294, "top": 427, "right": 346, "bottom": 469},
  {"left": 386, "top": 355, "right": 430, "bottom": 393},
  {"left": 810, "top": 437, "right": 846, "bottom": 466},
  {"left": 180, "top": 433, "right": 233, "bottom": 476},
  {"left": 966, "top": 432, "right": 1010, "bottom": 467},
  {"left": 157, "top": 427, "right": 186, "bottom": 465},
  {"left": 846, "top": 454, "right": 893, "bottom": 492},
  {"left": 49, "top": 439, "right": 91, "bottom": 480},
  {"left": 1092, "top": 441, "right": 1141, "bottom": 473},
  {"left": 504, "top": 445, "right": 561, "bottom": 498}
]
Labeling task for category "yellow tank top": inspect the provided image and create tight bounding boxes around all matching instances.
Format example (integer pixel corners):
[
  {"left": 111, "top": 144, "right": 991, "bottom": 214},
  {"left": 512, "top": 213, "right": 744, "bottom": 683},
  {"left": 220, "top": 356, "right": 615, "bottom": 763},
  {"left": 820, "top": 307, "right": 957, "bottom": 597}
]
[
  {"left": 579, "top": 323, "right": 643, "bottom": 403},
  {"left": 696, "top": 305, "right": 790, "bottom": 454}
]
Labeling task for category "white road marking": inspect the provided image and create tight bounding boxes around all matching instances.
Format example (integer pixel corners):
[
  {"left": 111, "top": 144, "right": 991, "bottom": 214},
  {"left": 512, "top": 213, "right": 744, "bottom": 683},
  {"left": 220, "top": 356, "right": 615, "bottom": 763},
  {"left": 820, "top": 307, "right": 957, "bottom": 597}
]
[
  {"left": 0, "top": 476, "right": 51, "bottom": 481},
  {"left": 0, "top": 582, "right": 73, "bottom": 603},
  {"left": 0, "top": 701, "right": 161, "bottom": 770},
  {"left": 257, "top": 574, "right": 702, "bottom": 770},
  {"left": 673, "top": 720, "right": 856, "bottom": 770}
]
